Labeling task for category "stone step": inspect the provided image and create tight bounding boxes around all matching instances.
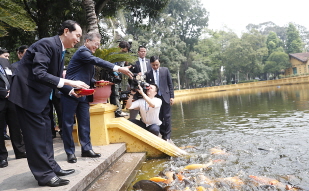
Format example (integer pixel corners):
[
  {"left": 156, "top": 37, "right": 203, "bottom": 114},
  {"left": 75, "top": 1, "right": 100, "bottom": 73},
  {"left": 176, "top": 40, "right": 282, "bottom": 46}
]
[
  {"left": 86, "top": 152, "right": 146, "bottom": 191},
  {"left": 1, "top": 137, "right": 128, "bottom": 191}
]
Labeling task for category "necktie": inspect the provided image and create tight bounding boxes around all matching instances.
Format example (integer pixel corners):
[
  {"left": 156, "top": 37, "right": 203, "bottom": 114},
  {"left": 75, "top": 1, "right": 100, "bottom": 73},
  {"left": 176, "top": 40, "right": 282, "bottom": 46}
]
[
  {"left": 61, "top": 51, "right": 66, "bottom": 61},
  {"left": 141, "top": 59, "right": 146, "bottom": 74},
  {"left": 155, "top": 70, "right": 161, "bottom": 96},
  {"left": 0, "top": 65, "right": 5, "bottom": 75},
  {"left": 0, "top": 65, "right": 10, "bottom": 90}
]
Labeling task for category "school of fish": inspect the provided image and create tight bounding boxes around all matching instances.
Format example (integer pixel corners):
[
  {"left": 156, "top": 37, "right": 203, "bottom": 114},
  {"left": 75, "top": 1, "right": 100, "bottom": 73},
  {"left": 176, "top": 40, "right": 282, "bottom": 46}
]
[{"left": 132, "top": 147, "right": 308, "bottom": 191}]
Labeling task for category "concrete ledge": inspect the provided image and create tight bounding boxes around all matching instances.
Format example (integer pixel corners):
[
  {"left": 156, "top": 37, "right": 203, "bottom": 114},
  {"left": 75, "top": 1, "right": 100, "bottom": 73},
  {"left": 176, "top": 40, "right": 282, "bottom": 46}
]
[
  {"left": 1, "top": 138, "right": 126, "bottom": 191},
  {"left": 87, "top": 153, "right": 146, "bottom": 191}
]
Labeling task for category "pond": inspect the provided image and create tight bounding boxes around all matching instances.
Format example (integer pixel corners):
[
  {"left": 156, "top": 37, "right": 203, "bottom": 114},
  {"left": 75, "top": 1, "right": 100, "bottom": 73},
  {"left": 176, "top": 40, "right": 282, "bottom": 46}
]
[{"left": 128, "top": 84, "right": 309, "bottom": 190}]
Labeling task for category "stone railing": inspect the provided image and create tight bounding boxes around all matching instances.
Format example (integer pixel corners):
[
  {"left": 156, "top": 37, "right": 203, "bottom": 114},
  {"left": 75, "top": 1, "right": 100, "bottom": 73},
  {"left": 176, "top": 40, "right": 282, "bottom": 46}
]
[{"left": 175, "top": 75, "right": 309, "bottom": 98}]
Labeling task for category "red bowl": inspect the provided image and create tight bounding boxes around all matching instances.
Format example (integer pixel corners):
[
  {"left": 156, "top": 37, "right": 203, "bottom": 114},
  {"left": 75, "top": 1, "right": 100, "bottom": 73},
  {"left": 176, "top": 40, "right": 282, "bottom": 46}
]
[
  {"left": 74, "top": 88, "right": 95, "bottom": 95},
  {"left": 95, "top": 80, "right": 112, "bottom": 86}
]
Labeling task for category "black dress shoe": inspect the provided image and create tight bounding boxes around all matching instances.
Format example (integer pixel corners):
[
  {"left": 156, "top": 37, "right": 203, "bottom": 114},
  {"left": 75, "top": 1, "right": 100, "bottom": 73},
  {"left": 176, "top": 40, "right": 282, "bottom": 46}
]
[
  {"left": 81, "top": 150, "right": 101, "bottom": 158},
  {"left": 115, "top": 111, "right": 125, "bottom": 118},
  {"left": 16, "top": 152, "right": 27, "bottom": 159},
  {"left": 38, "top": 176, "right": 69, "bottom": 187},
  {"left": 4, "top": 134, "right": 10, "bottom": 140},
  {"left": 67, "top": 154, "right": 77, "bottom": 163},
  {"left": 55, "top": 169, "right": 75, "bottom": 176},
  {"left": 0, "top": 159, "right": 8, "bottom": 168}
]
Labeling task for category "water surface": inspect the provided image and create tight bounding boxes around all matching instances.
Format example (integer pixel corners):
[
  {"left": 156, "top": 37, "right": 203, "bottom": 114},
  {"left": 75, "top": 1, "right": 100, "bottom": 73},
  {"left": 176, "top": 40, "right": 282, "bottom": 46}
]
[{"left": 129, "top": 84, "right": 309, "bottom": 190}]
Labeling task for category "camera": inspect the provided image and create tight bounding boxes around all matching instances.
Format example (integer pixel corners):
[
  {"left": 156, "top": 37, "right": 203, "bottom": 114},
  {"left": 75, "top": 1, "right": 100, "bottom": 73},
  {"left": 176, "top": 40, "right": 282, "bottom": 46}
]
[
  {"left": 129, "top": 74, "right": 150, "bottom": 99},
  {"left": 130, "top": 74, "right": 149, "bottom": 91}
]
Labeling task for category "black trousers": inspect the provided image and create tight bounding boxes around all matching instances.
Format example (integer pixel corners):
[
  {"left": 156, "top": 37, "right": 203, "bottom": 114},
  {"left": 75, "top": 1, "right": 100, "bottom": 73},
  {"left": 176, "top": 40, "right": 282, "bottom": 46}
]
[
  {"left": 15, "top": 103, "right": 60, "bottom": 184},
  {"left": 156, "top": 95, "right": 172, "bottom": 140},
  {"left": 0, "top": 100, "right": 25, "bottom": 160}
]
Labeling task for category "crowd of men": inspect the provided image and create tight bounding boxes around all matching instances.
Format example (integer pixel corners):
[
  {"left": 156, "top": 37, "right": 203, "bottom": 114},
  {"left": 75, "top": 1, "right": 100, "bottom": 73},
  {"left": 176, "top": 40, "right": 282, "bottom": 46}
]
[{"left": 0, "top": 19, "right": 174, "bottom": 187}]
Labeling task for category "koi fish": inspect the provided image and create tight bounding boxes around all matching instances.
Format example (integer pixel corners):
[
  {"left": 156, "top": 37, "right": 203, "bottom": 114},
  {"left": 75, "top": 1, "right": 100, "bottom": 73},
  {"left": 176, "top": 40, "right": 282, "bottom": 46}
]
[
  {"left": 176, "top": 171, "right": 185, "bottom": 181},
  {"left": 195, "top": 174, "right": 215, "bottom": 187},
  {"left": 209, "top": 148, "right": 227, "bottom": 155},
  {"left": 215, "top": 176, "right": 244, "bottom": 188},
  {"left": 149, "top": 176, "right": 168, "bottom": 183},
  {"left": 133, "top": 180, "right": 166, "bottom": 191},
  {"left": 249, "top": 175, "right": 291, "bottom": 190},
  {"left": 164, "top": 171, "right": 175, "bottom": 184},
  {"left": 249, "top": 175, "right": 280, "bottom": 185},
  {"left": 184, "top": 161, "right": 213, "bottom": 170}
]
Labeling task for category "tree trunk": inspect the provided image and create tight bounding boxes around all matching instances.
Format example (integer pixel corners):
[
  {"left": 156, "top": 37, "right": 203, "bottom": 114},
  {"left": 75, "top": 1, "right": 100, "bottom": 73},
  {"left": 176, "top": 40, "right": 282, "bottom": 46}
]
[{"left": 82, "top": 0, "right": 99, "bottom": 33}]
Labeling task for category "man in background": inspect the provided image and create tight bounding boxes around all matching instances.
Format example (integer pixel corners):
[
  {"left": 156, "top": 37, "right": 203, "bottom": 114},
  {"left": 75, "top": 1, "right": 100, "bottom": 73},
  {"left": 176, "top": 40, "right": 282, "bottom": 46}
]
[
  {"left": 0, "top": 58, "right": 26, "bottom": 168},
  {"left": 111, "top": 41, "right": 131, "bottom": 117},
  {"left": 129, "top": 46, "right": 152, "bottom": 119},
  {"left": 0, "top": 49, "right": 11, "bottom": 140},
  {"left": 0, "top": 49, "right": 10, "bottom": 60},
  {"left": 146, "top": 56, "right": 174, "bottom": 141},
  {"left": 11, "top": 45, "right": 28, "bottom": 73}
]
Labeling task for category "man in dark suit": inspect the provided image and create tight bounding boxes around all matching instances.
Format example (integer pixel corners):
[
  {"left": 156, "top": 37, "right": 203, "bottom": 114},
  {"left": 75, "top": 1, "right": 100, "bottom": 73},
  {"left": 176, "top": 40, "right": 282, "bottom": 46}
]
[
  {"left": 0, "top": 58, "right": 26, "bottom": 168},
  {"left": 61, "top": 32, "right": 133, "bottom": 164},
  {"left": 0, "top": 49, "right": 12, "bottom": 140},
  {"left": 129, "top": 46, "right": 152, "bottom": 119},
  {"left": 145, "top": 56, "right": 174, "bottom": 141},
  {"left": 131, "top": 46, "right": 151, "bottom": 76},
  {"left": 8, "top": 20, "right": 90, "bottom": 187}
]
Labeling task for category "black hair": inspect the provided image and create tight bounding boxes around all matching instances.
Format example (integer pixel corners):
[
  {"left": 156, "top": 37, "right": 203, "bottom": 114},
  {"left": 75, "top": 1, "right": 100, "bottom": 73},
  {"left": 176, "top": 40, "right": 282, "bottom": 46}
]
[
  {"left": 57, "top": 20, "right": 80, "bottom": 35},
  {"left": 0, "top": 49, "right": 10, "bottom": 55},
  {"left": 150, "top": 83, "right": 159, "bottom": 92},
  {"left": 119, "top": 41, "right": 130, "bottom": 49},
  {"left": 150, "top": 56, "right": 159, "bottom": 63},
  {"left": 17, "top": 45, "right": 28, "bottom": 54},
  {"left": 138, "top": 45, "right": 147, "bottom": 51}
]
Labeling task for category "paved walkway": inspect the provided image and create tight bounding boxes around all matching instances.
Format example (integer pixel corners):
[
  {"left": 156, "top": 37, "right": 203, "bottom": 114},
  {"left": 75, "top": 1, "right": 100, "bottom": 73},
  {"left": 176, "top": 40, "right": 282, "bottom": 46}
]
[{"left": 1, "top": 136, "right": 126, "bottom": 191}]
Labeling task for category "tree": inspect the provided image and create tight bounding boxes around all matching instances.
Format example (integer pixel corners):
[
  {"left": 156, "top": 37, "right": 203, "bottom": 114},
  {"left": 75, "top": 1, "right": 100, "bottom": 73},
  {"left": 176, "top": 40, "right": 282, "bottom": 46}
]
[
  {"left": 0, "top": 0, "right": 169, "bottom": 51},
  {"left": 286, "top": 23, "right": 303, "bottom": 54},
  {"left": 264, "top": 51, "right": 290, "bottom": 79},
  {"left": 194, "top": 29, "right": 238, "bottom": 85},
  {"left": 0, "top": 0, "right": 35, "bottom": 37},
  {"left": 266, "top": 32, "right": 284, "bottom": 55}
]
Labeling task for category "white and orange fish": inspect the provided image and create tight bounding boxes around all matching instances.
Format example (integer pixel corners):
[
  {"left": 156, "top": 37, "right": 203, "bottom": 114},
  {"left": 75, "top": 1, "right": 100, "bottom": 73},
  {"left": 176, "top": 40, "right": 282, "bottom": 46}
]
[{"left": 209, "top": 148, "right": 227, "bottom": 155}]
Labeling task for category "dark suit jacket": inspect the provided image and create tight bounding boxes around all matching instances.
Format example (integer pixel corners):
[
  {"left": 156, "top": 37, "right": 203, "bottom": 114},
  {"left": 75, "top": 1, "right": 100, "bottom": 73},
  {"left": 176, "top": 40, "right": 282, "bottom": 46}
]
[
  {"left": 8, "top": 35, "right": 72, "bottom": 114},
  {"left": 145, "top": 67, "right": 174, "bottom": 104},
  {"left": 0, "top": 58, "right": 10, "bottom": 111},
  {"left": 65, "top": 45, "right": 115, "bottom": 101},
  {"left": 0, "top": 58, "right": 12, "bottom": 84},
  {"left": 131, "top": 58, "right": 151, "bottom": 76}
]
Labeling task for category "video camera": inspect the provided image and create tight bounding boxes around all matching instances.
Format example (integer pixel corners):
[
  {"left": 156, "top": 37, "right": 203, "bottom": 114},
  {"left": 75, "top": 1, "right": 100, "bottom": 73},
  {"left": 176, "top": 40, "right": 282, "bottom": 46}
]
[{"left": 130, "top": 74, "right": 150, "bottom": 91}]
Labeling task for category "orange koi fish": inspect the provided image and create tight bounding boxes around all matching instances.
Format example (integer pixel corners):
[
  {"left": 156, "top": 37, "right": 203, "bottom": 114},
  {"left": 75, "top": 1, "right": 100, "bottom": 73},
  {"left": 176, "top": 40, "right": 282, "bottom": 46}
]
[{"left": 184, "top": 161, "right": 213, "bottom": 170}]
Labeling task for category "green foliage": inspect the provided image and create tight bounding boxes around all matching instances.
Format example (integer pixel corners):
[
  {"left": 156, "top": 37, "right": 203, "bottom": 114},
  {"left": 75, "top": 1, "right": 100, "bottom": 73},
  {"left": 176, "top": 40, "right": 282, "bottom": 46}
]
[
  {"left": 0, "top": 0, "right": 35, "bottom": 37},
  {"left": 286, "top": 23, "right": 303, "bottom": 54},
  {"left": 94, "top": 47, "right": 136, "bottom": 63},
  {"left": 264, "top": 51, "right": 290, "bottom": 73}
]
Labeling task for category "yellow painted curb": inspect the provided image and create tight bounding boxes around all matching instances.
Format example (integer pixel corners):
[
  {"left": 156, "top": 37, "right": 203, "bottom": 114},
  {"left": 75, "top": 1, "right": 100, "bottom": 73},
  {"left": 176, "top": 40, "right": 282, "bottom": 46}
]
[{"left": 107, "top": 118, "right": 188, "bottom": 158}]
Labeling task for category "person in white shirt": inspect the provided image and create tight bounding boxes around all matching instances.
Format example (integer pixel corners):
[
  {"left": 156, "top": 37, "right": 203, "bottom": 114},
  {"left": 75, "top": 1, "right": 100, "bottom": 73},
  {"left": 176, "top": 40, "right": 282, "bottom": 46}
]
[{"left": 126, "top": 84, "right": 162, "bottom": 136}]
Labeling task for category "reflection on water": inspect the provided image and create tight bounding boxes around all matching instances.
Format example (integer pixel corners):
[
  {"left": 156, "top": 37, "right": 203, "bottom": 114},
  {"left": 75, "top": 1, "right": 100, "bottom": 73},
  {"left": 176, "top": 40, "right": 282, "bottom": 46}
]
[{"left": 129, "top": 84, "right": 309, "bottom": 190}]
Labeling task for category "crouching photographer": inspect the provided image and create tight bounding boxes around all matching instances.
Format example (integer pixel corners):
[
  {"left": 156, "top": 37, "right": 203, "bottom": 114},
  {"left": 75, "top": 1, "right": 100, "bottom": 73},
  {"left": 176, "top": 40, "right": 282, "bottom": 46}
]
[{"left": 125, "top": 84, "right": 162, "bottom": 136}]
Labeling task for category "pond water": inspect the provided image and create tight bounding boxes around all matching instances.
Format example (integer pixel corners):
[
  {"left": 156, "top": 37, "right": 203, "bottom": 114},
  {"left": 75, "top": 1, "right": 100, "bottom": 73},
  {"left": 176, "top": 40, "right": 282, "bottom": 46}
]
[{"left": 128, "top": 84, "right": 309, "bottom": 190}]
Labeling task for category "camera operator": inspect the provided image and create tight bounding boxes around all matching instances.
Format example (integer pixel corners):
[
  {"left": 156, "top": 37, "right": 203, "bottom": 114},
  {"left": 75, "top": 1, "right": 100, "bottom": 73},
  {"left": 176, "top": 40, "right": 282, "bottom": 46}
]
[
  {"left": 111, "top": 41, "right": 131, "bottom": 117},
  {"left": 128, "top": 46, "right": 152, "bottom": 120},
  {"left": 125, "top": 84, "right": 162, "bottom": 136}
]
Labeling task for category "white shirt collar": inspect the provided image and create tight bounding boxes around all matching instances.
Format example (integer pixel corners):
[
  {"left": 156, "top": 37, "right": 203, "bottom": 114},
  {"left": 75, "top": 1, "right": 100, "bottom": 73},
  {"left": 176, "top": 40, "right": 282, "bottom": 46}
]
[{"left": 58, "top": 36, "right": 65, "bottom": 51}]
